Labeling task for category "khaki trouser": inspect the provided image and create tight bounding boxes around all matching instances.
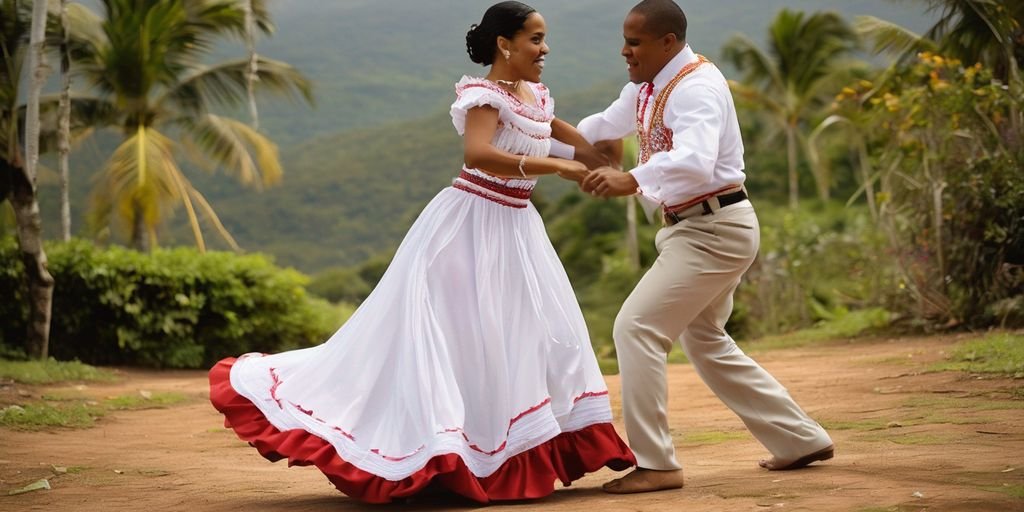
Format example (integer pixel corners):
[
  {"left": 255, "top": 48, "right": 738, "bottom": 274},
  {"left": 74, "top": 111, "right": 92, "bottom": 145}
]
[{"left": 614, "top": 200, "right": 832, "bottom": 470}]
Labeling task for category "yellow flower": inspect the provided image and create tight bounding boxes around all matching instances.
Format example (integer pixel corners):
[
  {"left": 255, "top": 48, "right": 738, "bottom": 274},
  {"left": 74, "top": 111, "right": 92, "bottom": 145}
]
[
  {"left": 841, "top": 86, "right": 857, "bottom": 97},
  {"left": 932, "top": 55, "right": 945, "bottom": 66},
  {"left": 884, "top": 93, "right": 900, "bottom": 112}
]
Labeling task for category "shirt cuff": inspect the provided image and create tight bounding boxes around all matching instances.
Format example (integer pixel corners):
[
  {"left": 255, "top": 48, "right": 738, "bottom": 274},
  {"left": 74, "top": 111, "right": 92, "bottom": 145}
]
[
  {"left": 549, "top": 139, "right": 576, "bottom": 160},
  {"left": 630, "top": 164, "right": 661, "bottom": 202}
]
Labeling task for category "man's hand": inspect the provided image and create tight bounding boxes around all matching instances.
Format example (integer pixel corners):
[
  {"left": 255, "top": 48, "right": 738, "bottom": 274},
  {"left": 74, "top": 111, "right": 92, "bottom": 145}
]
[{"left": 581, "top": 167, "right": 639, "bottom": 198}]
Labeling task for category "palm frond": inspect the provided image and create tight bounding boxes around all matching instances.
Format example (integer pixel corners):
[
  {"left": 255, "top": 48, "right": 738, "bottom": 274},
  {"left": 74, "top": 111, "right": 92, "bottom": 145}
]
[
  {"left": 188, "top": 186, "right": 241, "bottom": 252},
  {"left": 163, "top": 56, "right": 313, "bottom": 115},
  {"left": 722, "top": 34, "right": 786, "bottom": 94},
  {"left": 19, "top": 94, "right": 117, "bottom": 153},
  {"left": 856, "top": 15, "right": 935, "bottom": 57},
  {"left": 91, "top": 126, "right": 182, "bottom": 238},
  {"left": 182, "top": 113, "right": 282, "bottom": 190}
]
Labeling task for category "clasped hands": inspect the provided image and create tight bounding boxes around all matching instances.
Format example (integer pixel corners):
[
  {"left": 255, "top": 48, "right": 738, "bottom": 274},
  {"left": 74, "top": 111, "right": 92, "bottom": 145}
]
[{"left": 555, "top": 143, "right": 639, "bottom": 198}]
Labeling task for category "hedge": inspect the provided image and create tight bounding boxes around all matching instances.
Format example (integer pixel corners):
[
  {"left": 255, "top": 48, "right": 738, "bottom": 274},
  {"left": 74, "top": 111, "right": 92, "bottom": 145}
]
[{"left": 0, "top": 238, "right": 341, "bottom": 368}]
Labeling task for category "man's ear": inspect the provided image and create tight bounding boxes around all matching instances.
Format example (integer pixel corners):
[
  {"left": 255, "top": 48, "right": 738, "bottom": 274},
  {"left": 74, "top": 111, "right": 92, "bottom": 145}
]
[{"left": 662, "top": 33, "right": 678, "bottom": 51}]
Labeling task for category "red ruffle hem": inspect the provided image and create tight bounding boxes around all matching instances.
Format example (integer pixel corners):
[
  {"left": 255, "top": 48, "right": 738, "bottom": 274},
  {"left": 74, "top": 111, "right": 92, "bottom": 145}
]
[{"left": 209, "top": 358, "right": 636, "bottom": 504}]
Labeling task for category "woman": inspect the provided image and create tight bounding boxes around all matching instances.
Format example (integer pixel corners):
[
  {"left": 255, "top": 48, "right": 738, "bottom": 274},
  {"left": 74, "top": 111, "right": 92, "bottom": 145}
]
[{"left": 209, "top": 1, "right": 634, "bottom": 504}]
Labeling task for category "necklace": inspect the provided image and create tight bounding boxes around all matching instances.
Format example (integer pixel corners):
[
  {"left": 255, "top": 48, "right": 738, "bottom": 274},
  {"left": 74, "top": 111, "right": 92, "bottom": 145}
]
[{"left": 494, "top": 79, "right": 521, "bottom": 90}]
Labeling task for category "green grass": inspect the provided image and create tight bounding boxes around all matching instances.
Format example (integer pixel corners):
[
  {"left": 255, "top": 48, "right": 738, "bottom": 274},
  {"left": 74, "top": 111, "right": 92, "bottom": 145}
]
[
  {"left": 744, "top": 308, "right": 892, "bottom": 352},
  {"left": 904, "top": 395, "right": 1024, "bottom": 411},
  {"left": 930, "top": 333, "right": 1024, "bottom": 376},
  {"left": 0, "top": 359, "right": 116, "bottom": 385},
  {"left": 675, "top": 430, "right": 750, "bottom": 445},
  {"left": 2, "top": 391, "right": 190, "bottom": 430},
  {"left": 820, "top": 419, "right": 890, "bottom": 431},
  {"left": 105, "top": 392, "right": 189, "bottom": 410},
  {"left": 981, "top": 484, "right": 1024, "bottom": 499},
  {"left": 0, "top": 403, "right": 105, "bottom": 430}
]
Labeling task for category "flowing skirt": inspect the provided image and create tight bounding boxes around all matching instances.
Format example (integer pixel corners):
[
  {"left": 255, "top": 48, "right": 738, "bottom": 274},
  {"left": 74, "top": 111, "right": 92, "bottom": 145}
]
[{"left": 209, "top": 181, "right": 635, "bottom": 503}]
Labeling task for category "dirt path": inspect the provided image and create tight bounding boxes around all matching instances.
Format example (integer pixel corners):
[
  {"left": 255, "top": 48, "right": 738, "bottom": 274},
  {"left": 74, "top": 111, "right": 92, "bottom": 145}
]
[{"left": 2, "top": 334, "right": 1022, "bottom": 512}]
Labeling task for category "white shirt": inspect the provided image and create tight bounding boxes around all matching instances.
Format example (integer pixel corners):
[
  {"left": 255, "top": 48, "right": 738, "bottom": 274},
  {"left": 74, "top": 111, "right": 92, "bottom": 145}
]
[{"left": 577, "top": 45, "right": 746, "bottom": 207}]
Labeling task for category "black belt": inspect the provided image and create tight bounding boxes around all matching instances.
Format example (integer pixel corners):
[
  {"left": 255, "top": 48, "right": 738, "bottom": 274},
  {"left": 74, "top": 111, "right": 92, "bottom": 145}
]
[{"left": 664, "top": 189, "right": 748, "bottom": 226}]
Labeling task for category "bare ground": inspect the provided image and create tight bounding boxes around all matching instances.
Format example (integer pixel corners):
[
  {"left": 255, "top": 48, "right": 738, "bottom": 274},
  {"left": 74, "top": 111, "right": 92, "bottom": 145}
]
[{"left": 2, "top": 334, "right": 1022, "bottom": 512}]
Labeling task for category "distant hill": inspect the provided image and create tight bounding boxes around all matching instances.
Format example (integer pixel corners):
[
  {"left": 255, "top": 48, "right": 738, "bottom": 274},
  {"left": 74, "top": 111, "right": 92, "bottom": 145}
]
[
  {"left": 250, "top": 0, "right": 934, "bottom": 146},
  {"left": 34, "top": 0, "right": 936, "bottom": 272}
]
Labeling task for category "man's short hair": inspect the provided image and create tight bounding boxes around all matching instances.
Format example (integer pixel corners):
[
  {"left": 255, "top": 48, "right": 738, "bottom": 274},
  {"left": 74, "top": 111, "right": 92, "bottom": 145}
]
[{"left": 631, "top": 0, "right": 687, "bottom": 41}]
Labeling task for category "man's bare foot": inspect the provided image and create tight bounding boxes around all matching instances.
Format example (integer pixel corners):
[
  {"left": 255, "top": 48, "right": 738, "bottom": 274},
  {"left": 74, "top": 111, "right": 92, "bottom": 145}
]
[
  {"left": 602, "top": 468, "right": 684, "bottom": 494},
  {"left": 759, "top": 444, "right": 835, "bottom": 471}
]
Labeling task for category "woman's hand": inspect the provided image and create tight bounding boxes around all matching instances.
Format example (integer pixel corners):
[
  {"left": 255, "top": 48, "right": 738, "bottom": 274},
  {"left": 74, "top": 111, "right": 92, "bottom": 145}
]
[{"left": 555, "top": 159, "right": 590, "bottom": 183}]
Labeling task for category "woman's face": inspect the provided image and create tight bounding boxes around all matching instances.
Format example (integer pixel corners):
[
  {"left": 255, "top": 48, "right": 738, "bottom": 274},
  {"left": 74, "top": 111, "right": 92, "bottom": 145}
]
[{"left": 503, "top": 13, "right": 549, "bottom": 82}]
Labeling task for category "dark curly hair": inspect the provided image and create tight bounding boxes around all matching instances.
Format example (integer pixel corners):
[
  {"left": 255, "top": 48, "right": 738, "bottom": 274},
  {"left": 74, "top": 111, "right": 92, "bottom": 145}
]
[{"left": 465, "top": 1, "right": 537, "bottom": 66}]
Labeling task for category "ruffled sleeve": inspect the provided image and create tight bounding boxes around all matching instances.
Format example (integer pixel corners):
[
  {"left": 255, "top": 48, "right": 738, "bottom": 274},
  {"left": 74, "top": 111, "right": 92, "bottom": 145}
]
[
  {"left": 531, "top": 82, "right": 554, "bottom": 119},
  {"left": 450, "top": 76, "right": 511, "bottom": 136}
]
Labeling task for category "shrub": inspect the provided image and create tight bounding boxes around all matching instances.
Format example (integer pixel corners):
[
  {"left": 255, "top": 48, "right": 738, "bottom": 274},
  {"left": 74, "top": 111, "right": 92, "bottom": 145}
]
[{"left": 0, "top": 238, "right": 341, "bottom": 368}]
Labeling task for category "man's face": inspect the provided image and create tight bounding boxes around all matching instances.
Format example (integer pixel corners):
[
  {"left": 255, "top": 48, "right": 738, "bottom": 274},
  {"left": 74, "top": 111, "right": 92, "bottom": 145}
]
[{"left": 621, "top": 12, "right": 674, "bottom": 84}]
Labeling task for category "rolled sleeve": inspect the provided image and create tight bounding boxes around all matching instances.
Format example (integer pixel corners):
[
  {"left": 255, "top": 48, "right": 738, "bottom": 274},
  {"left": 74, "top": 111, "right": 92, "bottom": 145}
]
[{"left": 577, "top": 83, "right": 639, "bottom": 145}]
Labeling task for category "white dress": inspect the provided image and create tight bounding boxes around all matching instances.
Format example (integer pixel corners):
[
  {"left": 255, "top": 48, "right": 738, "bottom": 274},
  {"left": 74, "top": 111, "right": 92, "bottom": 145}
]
[{"left": 209, "top": 76, "right": 634, "bottom": 504}]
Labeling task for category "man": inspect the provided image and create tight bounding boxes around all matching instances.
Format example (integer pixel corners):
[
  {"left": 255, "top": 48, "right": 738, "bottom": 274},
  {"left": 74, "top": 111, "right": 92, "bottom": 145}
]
[{"left": 577, "top": 0, "right": 834, "bottom": 494}]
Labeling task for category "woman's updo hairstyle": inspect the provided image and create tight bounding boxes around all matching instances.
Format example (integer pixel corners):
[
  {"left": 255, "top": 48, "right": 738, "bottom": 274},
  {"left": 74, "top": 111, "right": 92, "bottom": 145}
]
[{"left": 465, "top": 1, "right": 537, "bottom": 66}]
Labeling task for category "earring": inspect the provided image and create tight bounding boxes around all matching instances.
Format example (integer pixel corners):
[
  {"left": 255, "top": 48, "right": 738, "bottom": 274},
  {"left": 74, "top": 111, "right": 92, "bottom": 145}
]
[{"left": 503, "top": 50, "right": 511, "bottom": 63}]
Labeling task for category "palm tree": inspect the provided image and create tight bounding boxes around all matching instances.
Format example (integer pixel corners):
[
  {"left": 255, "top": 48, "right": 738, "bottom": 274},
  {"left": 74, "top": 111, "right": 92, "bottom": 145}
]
[
  {"left": 64, "top": 0, "right": 311, "bottom": 251},
  {"left": 723, "top": 9, "right": 861, "bottom": 208},
  {"left": 1, "top": 0, "right": 56, "bottom": 359},
  {"left": 58, "top": 0, "right": 73, "bottom": 241},
  {"left": 243, "top": 0, "right": 259, "bottom": 130}
]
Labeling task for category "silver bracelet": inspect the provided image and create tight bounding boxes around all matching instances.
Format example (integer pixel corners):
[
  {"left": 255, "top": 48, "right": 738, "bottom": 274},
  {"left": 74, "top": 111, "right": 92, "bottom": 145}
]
[{"left": 517, "top": 155, "right": 528, "bottom": 177}]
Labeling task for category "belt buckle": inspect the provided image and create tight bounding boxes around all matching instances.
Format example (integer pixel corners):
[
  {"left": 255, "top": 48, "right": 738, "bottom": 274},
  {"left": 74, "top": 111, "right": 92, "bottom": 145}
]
[{"left": 664, "top": 209, "right": 681, "bottom": 226}]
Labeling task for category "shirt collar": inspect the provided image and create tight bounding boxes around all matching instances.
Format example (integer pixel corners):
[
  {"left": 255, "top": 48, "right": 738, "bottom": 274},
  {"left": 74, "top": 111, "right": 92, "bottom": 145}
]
[{"left": 652, "top": 44, "right": 697, "bottom": 90}]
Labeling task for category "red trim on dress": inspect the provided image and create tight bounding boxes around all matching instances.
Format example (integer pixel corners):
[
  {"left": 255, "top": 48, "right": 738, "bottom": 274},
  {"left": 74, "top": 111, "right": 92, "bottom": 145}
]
[
  {"left": 458, "top": 170, "right": 533, "bottom": 199},
  {"left": 210, "top": 358, "right": 635, "bottom": 504},
  {"left": 458, "top": 81, "right": 553, "bottom": 123},
  {"left": 453, "top": 182, "right": 528, "bottom": 209}
]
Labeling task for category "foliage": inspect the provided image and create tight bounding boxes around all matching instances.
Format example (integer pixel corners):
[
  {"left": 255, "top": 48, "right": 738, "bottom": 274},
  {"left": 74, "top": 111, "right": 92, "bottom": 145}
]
[
  {"left": 0, "top": 358, "right": 116, "bottom": 384},
  {"left": 0, "top": 391, "right": 189, "bottom": 430},
  {"left": 55, "top": 0, "right": 312, "bottom": 250},
  {"left": 0, "top": 237, "right": 341, "bottom": 368},
  {"left": 0, "top": 402, "right": 104, "bottom": 430},
  {"left": 930, "top": 332, "right": 1024, "bottom": 375},
  {"left": 833, "top": 53, "right": 1024, "bottom": 328},
  {"left": 307, "top": 266, "right": 371, "bottom": 304},
  {"left": 723, "top": 9, "right": 864, "bottom": 206},
  {"left": 746, "top": 308, "right": 892, "bottom": 352},
  {"left": 736, "top": 201, "right": 900, "bottom": 339}
]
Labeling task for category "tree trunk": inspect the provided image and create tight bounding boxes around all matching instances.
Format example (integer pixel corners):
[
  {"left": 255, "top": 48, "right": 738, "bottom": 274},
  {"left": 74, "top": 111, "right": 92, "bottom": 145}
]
[
  {"left": 130, "top": 201, "right": 150, "bottom": 252},
  {"left": 625, "top": 196, "right": 639, "bottom": 271},
  {"left": 3, "top": 159, "right": 54, "bottom": 360},
  {"left": 59, "top": 0, "right": 72, "bottom": 241},
  {"left": 786, "top": 123, "right": 799, "bottom": 209},
  {"left": 19, "top": 0, "right": 54, "bottom": 360},
  {"left": 244, "top": 0, "right": 259, "bottom": 130},
  {"left": 857, "top": 140, "right": 877, "bottom": 222}
]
